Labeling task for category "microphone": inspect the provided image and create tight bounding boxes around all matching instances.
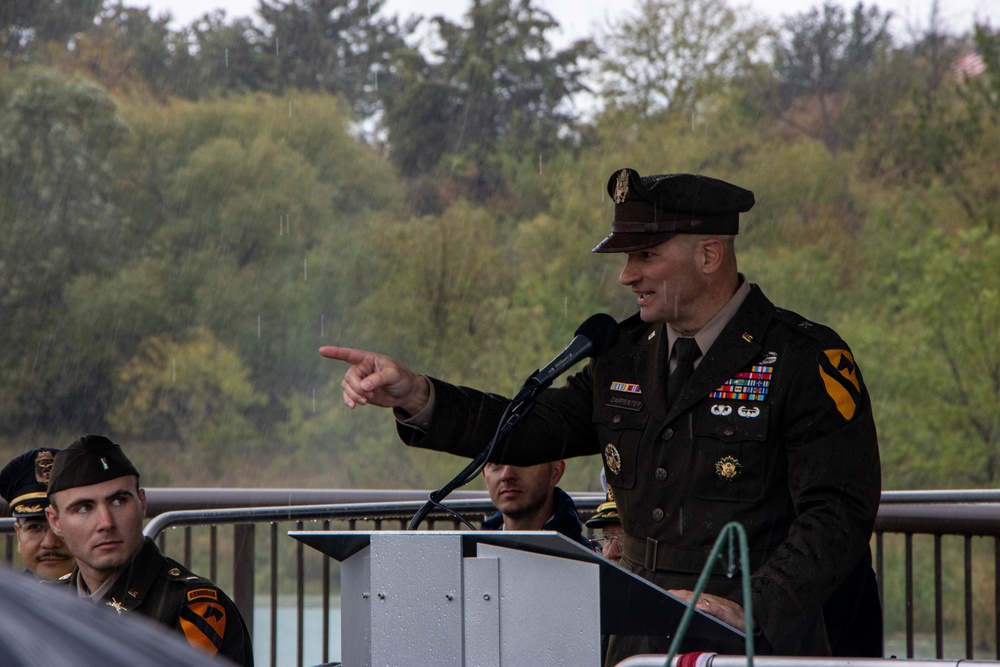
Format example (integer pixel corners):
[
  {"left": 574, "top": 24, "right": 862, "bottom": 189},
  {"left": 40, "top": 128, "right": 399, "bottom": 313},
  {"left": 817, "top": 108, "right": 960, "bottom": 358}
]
[{"left": 516, "top": 313, "right": 620, "bottom": 399}]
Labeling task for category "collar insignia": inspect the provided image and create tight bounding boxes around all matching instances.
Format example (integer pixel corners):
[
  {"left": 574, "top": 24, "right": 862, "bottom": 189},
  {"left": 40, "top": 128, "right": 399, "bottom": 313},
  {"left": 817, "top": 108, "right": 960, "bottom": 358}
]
[{"left": 107, "top": 598, "right": 126, "bottom": 615}]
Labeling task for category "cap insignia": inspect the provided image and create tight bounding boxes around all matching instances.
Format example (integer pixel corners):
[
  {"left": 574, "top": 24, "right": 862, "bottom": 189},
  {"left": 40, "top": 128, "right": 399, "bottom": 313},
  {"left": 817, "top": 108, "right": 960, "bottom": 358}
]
[
  {"left": 613, "top": 169, "right": 630, "bottom": 204},
  {"left": 34, "top": 450, "right": 55, "bottom": 483},
  {"left": 168, "top": 568, "right": 181, "bottom": 577},
  {"left": 604, "top": 443, "right": 622, "bottom": 475},
  {"left": 715, "top": 456, "right": 743, "bottom": 481},
  {"left": 99, "top": 457, "right": 109, "bottom": 470}
]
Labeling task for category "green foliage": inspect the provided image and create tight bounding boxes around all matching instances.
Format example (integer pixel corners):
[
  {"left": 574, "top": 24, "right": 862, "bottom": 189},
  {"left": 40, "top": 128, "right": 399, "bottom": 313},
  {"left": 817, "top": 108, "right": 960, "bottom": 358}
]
[
  {"left": 596, "top": 0, "right": 772, "bottom": 120},
  {"left": 109, "top": 327, "right": 266, "bottom": 459},
  {"left": 378, "top": 0, "right": 593, "bottom": 201},
  {"left": 0, "top": 0, "right": 103, "bottom": 61}
]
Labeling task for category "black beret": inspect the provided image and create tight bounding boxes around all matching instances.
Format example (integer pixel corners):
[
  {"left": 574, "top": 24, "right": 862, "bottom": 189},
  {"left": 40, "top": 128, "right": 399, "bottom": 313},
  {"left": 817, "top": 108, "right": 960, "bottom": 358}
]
[
  {"left": 593, "top": 168, "right": 755, "bottom": 253},
  {"left": 585, "top": 490, "right": 620, "bottom": 529},
  {"left": 1, "top": 448, "right": 59, "bottom": 517},
  {"left": 47, "top": 435, "right": 140, "bottom": 496}
]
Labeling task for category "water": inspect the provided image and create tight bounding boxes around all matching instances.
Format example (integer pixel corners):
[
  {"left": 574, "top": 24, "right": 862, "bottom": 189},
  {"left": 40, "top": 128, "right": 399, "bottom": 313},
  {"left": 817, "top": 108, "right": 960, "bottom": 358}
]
[{"left": 253, "top": 602, "right": 341, "bottom": 667}]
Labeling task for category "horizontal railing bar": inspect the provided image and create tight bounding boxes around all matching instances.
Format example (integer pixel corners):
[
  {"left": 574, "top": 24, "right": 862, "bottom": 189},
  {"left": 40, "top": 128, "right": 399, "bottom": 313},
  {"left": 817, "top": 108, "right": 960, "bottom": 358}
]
[
  {"left": 619, "top": 657, "right": 1000, "bottom": 667},
  {"left": 6, "top": 488, "right": 1000, "bottom": 517}
]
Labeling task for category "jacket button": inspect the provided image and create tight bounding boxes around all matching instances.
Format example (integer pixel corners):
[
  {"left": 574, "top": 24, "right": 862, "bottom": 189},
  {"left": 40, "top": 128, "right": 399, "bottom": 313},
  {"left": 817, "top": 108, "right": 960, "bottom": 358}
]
[
  {"left": 652, "top": 508, "right": 664, "bottom": 521},
  {"left": 661, "top": 428, "right": 674, "bottom": 440},
  {"left": 723, "top": 426, "right": 735, "bottom": 436},
  {"left": 612, "top": 415, "right": 622, "bottom": 424},
  {"left": 655, "top": 467, "right": 668, "bottom": 481}
]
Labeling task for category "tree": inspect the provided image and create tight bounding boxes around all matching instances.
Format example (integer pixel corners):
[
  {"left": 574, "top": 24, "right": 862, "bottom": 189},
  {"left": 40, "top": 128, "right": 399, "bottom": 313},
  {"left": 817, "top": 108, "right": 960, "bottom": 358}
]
[
  {"left": 108, "top": 327, "right": 267, "bottom": 468},
  {"left": 378, "top": 0, "right": 594, "bottom": 201},
  {"left": 767, "top": 1, "right": 893, "bottom": 153},
  {"left": 0, "top": 0, "right": 102, "bottom": 62},
  {"left": 252, "top": 0, "right": 411, "bottom": 117},
  {"left": 0, "top": 66, "right": 127, "bottom": 431},
  {"left": 595, "top": 0, "right": 771, "bottom": 120}
]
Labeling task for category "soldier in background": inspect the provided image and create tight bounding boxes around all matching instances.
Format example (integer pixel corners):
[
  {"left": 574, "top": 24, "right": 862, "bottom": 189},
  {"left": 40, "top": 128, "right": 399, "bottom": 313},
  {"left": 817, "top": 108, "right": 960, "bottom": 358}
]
[
  {"left": 0, "top": 447, "right": 75, "bottom": 580},
  {"left": 45, "top": 434, "right": 254, "bottom": 666},
  {"left": 586, "top": 489, "right": 622, "bottom": 565}
]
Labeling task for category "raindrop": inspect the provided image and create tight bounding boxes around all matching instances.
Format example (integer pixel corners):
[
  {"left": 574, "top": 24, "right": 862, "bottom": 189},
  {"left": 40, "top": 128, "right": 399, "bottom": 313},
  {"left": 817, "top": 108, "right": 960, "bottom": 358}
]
[
  {"left": 275, "top": 37, "right": 280, "bottom": 56},
  {"left": 257, "top": 315, "right": 261, "bottom": 339},
  {"left": 172, "top": 358, "right": 176, "bottom": 383},
  {"left": 225, "top": 48, "right": 229, "bottom": 68},
  {"left": 303, "top": 258, "right": 308, "bottom": 282},
  {"left": 312, "top": 389, "right": 316, "bottom": 413},
  {"left": 320, "top": 314, "right": 325, "bottom": 336},
  {"left": 538, "top": 154, "right": 542, "bottom": 174},
  {"left": 288, "top": 101, "right": 293, "bottom": 117}
]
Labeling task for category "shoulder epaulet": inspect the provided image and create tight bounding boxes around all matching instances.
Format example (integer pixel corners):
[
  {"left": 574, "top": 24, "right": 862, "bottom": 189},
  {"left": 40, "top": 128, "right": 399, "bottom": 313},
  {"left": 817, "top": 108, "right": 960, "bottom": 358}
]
[{"left": 772, "top": 307, "right": 846, "bottom": 348}]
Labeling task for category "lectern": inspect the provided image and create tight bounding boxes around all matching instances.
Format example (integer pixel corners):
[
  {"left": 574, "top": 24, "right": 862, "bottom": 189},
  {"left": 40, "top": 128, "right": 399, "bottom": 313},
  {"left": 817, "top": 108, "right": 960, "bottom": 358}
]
[{"left": 291, "top": 530, "right": 744, "bottom": 666}]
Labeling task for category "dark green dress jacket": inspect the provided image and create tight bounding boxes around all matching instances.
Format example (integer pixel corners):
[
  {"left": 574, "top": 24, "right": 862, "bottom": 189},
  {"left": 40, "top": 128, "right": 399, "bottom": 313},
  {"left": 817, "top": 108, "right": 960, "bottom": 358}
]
[{"left": 399, "top": 284, "right": 882, "bottom": 661}]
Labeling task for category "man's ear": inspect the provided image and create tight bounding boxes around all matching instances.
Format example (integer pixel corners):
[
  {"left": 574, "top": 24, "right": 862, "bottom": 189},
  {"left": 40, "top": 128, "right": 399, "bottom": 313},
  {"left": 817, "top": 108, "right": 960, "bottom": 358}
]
[
  {"left": 550, "top": 460, "right": 566, "bottom": 486},
  {"left": 45, "top": 506, "right": 61, "bottom": 536},
  {"left": 698, "top": 237, "right": 725, "bottom": 275},
  {"left": 138, "top": 487, "right": 148, "bottom": 518}
]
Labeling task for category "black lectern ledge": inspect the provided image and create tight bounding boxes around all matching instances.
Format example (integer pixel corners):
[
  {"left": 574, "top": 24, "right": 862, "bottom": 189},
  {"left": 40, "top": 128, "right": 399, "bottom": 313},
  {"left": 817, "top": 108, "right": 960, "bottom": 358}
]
[{"left": 291, "top": 530, "right": 744, "bottom": 666}]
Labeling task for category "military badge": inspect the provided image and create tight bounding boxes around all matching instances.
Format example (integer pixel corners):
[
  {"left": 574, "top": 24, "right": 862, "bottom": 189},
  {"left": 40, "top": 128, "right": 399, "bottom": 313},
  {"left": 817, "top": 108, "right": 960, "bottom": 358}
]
[
  {"left": 180, "top": 601, "right": 227, "bottom": 656},
  {"left": 34, "top": 450, "right": 54, "bottom": 483},
  {"left": 613, "top": 169, "right": 630, "bottom": 203},
  {"left": 106, "top": 598, "right": 126, "bottom": 615},
  {"left": 604, "top": 443, "right": 622, "bottom": 475},
  {"left": 715, "top": 456, "right": 742, "bottom": 481},
  {"left": 818, "top": 349, "right": 861, "bottom": 420}
]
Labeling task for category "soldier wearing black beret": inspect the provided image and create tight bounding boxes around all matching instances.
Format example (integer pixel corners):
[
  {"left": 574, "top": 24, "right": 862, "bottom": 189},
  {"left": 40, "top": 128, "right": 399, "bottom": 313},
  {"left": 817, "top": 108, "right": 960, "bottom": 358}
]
[
  {"left": 45, "top": 435, "right": 254, "bottom": 666},
  {"left": 1, "top": 447, "right": 75, "bottom": 579},
  {"left": 320, "top": 168, "right": 882, "bottom": 663}
]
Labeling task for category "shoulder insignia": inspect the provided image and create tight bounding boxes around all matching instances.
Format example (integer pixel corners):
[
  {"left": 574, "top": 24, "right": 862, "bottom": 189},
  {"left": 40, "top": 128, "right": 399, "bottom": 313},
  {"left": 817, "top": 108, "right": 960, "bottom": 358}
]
[
  {"left": 188, "top": 587, "right": 220, "bottom": 602},
  {"left": 180, "top": 600, "right": 227, "bottom": 655},
  {"left": 818, "top": 349, "right": 861, "bottom": 420}
]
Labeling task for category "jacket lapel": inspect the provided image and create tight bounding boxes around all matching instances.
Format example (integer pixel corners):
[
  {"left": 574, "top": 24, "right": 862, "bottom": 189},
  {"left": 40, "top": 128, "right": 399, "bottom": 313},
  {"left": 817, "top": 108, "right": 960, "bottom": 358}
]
[{"left": 664, "top": 286, "right": 775, "bottom": 421}]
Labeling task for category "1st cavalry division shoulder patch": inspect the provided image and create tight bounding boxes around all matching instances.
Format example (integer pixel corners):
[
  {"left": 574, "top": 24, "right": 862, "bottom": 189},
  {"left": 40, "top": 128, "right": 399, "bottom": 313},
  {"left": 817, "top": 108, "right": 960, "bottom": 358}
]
[
  {"left": 818, "top": 349, "right": 861, "bottom": 420},
  {"left": 180, "top": 599, "right": 227, "bottom": 655}
]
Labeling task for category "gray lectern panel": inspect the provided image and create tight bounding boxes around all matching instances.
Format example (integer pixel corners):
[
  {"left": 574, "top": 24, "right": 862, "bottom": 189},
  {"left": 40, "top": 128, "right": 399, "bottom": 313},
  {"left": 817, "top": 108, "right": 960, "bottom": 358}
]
[{"left": 291, "top": 530, "right": 746, "bottom": 661}]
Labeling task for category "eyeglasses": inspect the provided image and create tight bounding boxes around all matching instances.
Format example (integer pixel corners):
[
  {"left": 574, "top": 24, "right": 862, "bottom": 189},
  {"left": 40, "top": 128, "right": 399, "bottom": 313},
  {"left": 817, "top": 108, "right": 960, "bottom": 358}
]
[{"left": 596, "top": 532, "right": 623, "bottom": 548}]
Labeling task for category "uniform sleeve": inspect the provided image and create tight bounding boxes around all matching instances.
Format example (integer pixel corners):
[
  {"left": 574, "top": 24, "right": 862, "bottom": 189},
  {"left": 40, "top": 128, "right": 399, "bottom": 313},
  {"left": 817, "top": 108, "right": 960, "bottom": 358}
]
[
  {"left": 398, "top": 365, "right": 601, "bottom": 465},
  {"left": 748, "top": 346, "right": 881, "bottom": 654}
]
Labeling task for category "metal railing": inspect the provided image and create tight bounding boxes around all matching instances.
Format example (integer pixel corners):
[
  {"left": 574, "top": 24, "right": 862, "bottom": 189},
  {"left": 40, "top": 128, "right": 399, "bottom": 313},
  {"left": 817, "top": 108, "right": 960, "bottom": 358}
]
[{"left": 5, "top": 489, "right": 1000, "bottom": 666}]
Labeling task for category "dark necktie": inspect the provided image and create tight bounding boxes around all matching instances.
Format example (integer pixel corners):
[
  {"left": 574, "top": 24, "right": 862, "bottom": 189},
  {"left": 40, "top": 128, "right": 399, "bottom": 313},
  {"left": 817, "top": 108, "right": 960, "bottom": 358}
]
[{"left": 668, "top": 337, "right": 700, "bottom": 406}]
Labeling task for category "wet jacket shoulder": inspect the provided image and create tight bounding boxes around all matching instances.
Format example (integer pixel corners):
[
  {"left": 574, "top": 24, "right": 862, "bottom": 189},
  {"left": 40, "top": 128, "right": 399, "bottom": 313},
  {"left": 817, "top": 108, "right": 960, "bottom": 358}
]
[{"left": 100, "top": 539, "right": 253, "bottom": 666}]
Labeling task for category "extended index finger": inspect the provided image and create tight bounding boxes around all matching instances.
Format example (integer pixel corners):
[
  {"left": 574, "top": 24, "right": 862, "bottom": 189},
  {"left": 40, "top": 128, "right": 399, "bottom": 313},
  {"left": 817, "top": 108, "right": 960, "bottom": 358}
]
[{"left": 319, "top": 346, "right": 370, "bottom": 365}]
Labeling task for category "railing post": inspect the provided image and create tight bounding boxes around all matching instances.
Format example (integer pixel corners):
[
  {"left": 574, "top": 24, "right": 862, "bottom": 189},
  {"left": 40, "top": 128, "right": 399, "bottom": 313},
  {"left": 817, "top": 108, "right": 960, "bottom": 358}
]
[{"left": 233, "top": 523, "right": 255, "bottom": 636}]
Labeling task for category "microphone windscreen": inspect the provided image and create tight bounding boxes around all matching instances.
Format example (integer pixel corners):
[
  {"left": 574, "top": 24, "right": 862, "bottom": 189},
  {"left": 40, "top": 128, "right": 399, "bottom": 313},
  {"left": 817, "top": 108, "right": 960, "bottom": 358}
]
[{"left": 575, "top": 313, "right": 620, "bottom": 356}]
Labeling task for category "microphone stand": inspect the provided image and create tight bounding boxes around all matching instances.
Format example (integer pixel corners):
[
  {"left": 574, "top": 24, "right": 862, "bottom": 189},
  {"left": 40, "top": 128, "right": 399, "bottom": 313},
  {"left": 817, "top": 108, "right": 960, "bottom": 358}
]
[{"left": 406, "top": 373, "right": 547, "bottom": 531}]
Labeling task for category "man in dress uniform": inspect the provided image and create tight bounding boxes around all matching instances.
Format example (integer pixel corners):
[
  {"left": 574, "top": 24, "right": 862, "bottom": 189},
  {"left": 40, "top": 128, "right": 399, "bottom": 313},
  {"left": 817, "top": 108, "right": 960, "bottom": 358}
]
[
  {"left": 45, "top": 434, "right": 254, "bottom": 666},
  {"left": 586, "top": 488, "right": 623, "bottom": 564},
  {"left": 319, "top": 168, "right": 882, "bottom": 663},
  {"left": 1, "top": 447, "right": 76, "bottom": 579}
]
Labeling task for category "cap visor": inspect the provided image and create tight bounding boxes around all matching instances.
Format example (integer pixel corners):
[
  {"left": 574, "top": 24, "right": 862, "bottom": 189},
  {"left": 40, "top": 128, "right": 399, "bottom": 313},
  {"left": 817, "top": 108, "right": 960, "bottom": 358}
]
[{"left": 592, "top": 231, "right": 677, "bottom": 253}]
